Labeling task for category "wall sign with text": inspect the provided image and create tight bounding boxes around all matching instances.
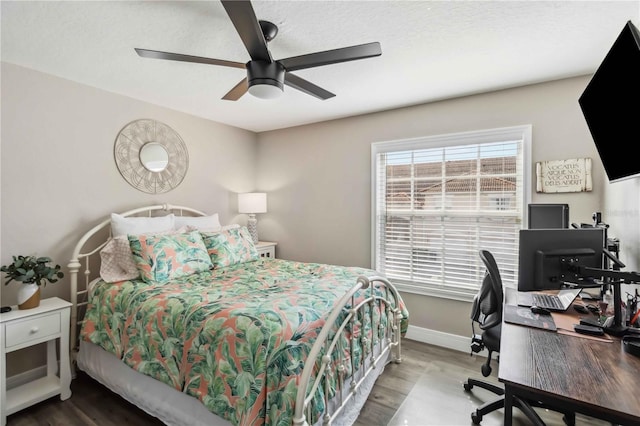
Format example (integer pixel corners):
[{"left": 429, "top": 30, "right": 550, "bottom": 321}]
[{"left": 536, "top": 158, "right": 592, "bottom": 193}]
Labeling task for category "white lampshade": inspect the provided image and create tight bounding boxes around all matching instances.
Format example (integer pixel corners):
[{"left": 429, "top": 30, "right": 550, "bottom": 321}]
[{"left": 238, "top": 193, "right": 267, "bottom": 214}]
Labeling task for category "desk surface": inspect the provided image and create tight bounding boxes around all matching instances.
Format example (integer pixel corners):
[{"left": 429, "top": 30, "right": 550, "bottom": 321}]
[{"left": 499, "top": 288, "right": 640, "bottom": 424}]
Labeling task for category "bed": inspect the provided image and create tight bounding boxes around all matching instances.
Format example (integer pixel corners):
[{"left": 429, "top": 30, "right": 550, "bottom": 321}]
[{"left": 68, "top": 204, "right": 408, "bottom": 426}]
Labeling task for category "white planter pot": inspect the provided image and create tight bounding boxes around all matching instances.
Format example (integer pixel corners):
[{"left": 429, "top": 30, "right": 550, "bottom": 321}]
[{"left": 17, "top": 283, "right": 41, "bottom": 309}]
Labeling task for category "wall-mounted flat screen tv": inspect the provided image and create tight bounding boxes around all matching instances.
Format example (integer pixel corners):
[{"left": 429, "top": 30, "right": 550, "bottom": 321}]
[{"left": 578, "top": 20, "right": 640, "bottom": 183}]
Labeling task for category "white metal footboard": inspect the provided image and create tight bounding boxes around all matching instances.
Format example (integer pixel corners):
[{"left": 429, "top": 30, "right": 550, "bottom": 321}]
[{"left": 293, "top": 275, "right": 403, "bottom": 426}]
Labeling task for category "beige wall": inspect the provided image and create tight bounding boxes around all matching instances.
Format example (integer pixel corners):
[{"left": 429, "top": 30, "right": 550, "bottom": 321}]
[
  {"left": 1, "top": 62, "right": 257, "bottom": 374},
  {"left": 256, "top": 76, "right": 607, "bottom": 338}
]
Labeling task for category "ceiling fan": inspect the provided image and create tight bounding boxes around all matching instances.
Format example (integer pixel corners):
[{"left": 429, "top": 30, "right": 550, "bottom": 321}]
[{"left": 134, "top": 0, "right": 381, "bottom": 101}]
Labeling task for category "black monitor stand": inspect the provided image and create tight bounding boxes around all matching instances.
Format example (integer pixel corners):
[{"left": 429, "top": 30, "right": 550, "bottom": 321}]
[
  {"left": 576, "top": 215, "right": 620, "bottom": 299},
  {"left": 602, "top": 250, "right": 628, "bottom": 336},
  {"left": 573, "top": 250, "right": 636, "bottom": 337}
]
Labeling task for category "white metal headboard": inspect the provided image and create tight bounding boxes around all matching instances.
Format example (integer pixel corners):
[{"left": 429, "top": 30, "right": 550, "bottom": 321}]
[{"left": 67, "top": 204, "right": 207, "bottom": 359}]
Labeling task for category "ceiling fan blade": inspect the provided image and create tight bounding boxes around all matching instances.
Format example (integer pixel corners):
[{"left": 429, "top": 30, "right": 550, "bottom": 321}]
[
  {"left": 220, "top": 0, "right": 271, "bottom": 62},
  {"left": 222, "top": 78, "right": 248, "bottom": 101},
  {"left": 279, "top": 42, "right": 381, "bottom": 72},
  {"left": 284, "top": 73, "right": 335, "bottom": 100},
  {"left": 135, "top": 48, "right": 245, "bottom": 69}
]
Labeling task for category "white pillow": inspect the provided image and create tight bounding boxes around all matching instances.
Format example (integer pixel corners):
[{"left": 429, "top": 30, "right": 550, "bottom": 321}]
[
  {"left": 111, "top": 213, "right": 175, "bottom": 237},
  {"left": 174, "top": 213, "right": 221, "bottom": 231}
]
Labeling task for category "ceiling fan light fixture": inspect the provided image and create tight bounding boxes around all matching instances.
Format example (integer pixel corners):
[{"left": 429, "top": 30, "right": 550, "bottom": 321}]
[
  {"left": 247, "top": 61, "right": 285, "bottom": 99},
  {"left": 248, "top": 82, "right": 283, "bottom": 99}
]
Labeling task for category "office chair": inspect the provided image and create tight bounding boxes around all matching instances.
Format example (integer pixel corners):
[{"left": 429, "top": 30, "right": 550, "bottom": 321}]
[{"left": 463, "top": 250, "right": 575, "bottom": 426}]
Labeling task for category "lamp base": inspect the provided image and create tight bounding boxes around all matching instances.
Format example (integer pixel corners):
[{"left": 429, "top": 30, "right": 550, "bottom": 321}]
[{"left": 247, "top": 215, "right": 259, "bottom": 244}]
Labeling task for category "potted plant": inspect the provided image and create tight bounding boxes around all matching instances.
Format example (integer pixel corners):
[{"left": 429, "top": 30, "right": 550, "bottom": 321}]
[{"left": 1, "top": 255, "right": 64, "bottom": 309}]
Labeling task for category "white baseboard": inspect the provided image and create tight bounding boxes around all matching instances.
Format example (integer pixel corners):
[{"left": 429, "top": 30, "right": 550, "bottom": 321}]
[
  {"left": 404, "top": 324, "right": 487, "bottom": 358},
  {"left": 6, "top": 364, "right": 49, "bottom": 390}
]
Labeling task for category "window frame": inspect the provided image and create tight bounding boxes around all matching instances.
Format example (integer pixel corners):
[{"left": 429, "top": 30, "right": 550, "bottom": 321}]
[{"left": 371, "top": 125, "right": 532, "bottom": 301}]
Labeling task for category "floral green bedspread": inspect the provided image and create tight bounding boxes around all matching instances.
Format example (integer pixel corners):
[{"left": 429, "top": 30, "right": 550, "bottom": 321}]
[{"left": 81, "top": 258, "right": 408, "bottom": 426}]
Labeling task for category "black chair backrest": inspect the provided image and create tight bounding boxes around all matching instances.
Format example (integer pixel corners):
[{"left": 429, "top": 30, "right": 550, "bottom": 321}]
[{"left": 473, "top": 250, "right": 504, "bottom": 330}]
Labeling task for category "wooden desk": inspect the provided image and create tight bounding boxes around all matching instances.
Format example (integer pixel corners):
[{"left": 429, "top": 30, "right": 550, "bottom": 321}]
[{"left": 499, "top": 288, "right": 640, "bottom": 425}]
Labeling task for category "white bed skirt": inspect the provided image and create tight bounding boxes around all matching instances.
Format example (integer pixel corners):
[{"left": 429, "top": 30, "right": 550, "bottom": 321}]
[{"left": 77, "top": 340, "right": 386, "bottom": 426}]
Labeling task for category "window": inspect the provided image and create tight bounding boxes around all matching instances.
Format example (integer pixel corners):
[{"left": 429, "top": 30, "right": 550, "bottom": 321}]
[{"left": 372, "top": 126, "right": 531, "bottom": 301}]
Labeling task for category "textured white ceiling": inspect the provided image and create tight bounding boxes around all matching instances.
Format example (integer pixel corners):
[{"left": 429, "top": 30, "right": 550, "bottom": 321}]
[{"left": 2, "top": 1, "right": 639, "bottom": 132}]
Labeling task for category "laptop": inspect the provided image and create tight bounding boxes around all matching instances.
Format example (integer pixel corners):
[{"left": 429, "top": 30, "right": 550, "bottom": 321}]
[{"left": 516, "top": 288, "right": 582, "bottom": 312}]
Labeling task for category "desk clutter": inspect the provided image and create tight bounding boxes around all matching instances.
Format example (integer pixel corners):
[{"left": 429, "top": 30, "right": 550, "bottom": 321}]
[
  {"left": 573, "top": 295, "right": 640, "bottom": 353},
  {"left": 506, "top": 303, "right": 607, "bottom": 335},
  {"left": 503, "top": 304, "right": 556, "bottom": 331},
  {"left": 505, "top": 298, "right": 620, "bottom": 343},
  {"left": 507, "top": 285, "right": 640, "bottom": 344}
]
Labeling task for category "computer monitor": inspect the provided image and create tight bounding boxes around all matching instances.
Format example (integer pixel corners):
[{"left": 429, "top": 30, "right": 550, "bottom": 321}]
[
  {"left": 528, "top": 204, "right": 569, "bottom": 229},
  {"left": 518, "top": 228, "right": 605, "bottom": 291}
]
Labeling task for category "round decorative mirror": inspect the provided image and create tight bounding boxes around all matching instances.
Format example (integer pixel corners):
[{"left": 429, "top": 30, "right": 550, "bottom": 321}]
[
  {"left": 114, "top": 119, "right": 188, "bottom": 194},
  {"left": 139, "top": 142, "right": 169, "bottom": 172}
]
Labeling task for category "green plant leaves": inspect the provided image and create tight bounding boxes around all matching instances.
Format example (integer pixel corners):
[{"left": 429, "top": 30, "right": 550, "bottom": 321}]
[{"left": 0, "top": 255, "right": 63, "bottom": 286}]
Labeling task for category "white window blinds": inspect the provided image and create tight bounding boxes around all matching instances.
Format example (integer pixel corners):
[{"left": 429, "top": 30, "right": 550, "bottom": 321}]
[{"left": 372, "top": 126, "right": 531, "bottom": 300}]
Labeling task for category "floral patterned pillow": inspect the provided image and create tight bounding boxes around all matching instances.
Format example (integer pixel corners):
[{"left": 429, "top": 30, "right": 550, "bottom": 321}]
[
  {"left": 200, "top": 226, "right": 259, "bottom": 268},
  {"left": 128, "top": 230, "right": 213, "bottom": 283}
]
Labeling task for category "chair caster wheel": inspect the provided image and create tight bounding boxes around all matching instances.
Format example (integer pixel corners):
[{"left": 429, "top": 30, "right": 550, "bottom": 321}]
[
  {"left": 481, "top": 364, "right": 492, "bottom": 377},
  {"left": 463, "top": 381, "right": 472, "bottom": 391},
  {"left": 471, "top": 412, "right": 482, "bottom": 424}
]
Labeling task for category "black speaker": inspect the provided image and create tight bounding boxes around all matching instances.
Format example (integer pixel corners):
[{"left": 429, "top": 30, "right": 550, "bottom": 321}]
[{"left": 528, "top": 204, "right": 570, "bottom": 229}]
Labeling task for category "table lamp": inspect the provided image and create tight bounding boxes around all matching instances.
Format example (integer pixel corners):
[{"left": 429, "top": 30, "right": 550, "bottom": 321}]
[{"left": 238, "top": 192, "right": 267, "bottom": 244}]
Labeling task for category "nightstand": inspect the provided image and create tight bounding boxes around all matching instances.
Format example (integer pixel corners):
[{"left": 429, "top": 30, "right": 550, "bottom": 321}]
[
  {"left": 0, "top": 297, "right": 72, "bottom": 425},
  {"left": 256, "top": 241, "right": 277, "bottom": 258}
]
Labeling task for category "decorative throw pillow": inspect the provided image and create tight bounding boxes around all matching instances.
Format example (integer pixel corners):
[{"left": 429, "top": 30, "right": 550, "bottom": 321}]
[
  {"left": 100, "top": 236, "right": 139, "bottom": 283},
  {"left": 128, "top": 230, "right": 213, "bottom": 283},
  {"left": 201, "top": 226, "right": 259, "bottom": 268},
  {"left": 111, "top": 213, "right": 175, "bottom": 237},
  {"left": 174, "top": 213, "right": 221, "bottom": 231}
]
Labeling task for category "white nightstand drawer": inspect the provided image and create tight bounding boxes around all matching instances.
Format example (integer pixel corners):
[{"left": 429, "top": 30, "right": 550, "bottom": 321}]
[{"left": 5, "top": 312, "right": 61, "bottom": 348}]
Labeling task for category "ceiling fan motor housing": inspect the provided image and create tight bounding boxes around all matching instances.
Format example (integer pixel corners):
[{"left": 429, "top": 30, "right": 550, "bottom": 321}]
[{"left": 247, "top": 61, "right": 285, "bottom": 90}]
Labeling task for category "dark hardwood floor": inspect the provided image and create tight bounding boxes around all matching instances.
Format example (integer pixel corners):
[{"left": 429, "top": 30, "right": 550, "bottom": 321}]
[{"left": 7, "top": 339, "right": 611, "bottom": 426}]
